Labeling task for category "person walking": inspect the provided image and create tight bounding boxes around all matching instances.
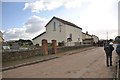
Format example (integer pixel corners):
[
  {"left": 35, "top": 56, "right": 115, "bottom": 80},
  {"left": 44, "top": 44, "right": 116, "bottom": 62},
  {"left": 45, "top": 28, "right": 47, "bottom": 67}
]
[
  {"left": 116, "top": 42, "right": 120, "bottom": 69},
  {"left": 104, "top": 42, "right": 114, "bottom": 67}
]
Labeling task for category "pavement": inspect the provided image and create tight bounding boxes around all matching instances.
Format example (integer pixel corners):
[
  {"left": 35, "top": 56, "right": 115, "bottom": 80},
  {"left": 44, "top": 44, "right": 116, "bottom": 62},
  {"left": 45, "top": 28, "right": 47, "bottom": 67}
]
[
  {"left": 2, "top": 47, "right": 117, "bottom": 78},
  {"left": 2, "top": 46, "right": 95, "bottom": 71}
]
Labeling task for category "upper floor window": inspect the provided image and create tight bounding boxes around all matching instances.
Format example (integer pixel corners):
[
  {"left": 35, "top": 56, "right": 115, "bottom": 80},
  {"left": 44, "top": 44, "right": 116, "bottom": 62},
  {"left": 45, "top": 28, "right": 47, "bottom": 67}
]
[{"left": 53, "top": 21, "right": 56, "bottom": 31}]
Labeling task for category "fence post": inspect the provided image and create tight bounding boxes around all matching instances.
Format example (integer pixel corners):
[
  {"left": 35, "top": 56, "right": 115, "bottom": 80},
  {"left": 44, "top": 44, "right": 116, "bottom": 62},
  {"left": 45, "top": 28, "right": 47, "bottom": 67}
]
[
  {"left": 52, "top": 40, "right": 57, "bottom": 54},
  {"left": 42, "top": 39, "right": 48, "bottom": 55}
]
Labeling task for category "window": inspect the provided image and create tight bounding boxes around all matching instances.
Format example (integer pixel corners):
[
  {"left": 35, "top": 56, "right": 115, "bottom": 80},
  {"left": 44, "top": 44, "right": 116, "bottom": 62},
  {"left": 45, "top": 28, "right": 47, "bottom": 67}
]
[{"left": 53, "top": 21, "right": 56, "bottom": 31}]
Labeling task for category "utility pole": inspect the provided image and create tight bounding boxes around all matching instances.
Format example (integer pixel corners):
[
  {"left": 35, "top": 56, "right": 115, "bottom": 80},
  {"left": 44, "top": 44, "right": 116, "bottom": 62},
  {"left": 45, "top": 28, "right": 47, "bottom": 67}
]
[
  {"left": 107, "top": 32, "right": 108, "bottom": 40},
  {"left": 118, "top": 3, "right": 120, "bottom": 78}
]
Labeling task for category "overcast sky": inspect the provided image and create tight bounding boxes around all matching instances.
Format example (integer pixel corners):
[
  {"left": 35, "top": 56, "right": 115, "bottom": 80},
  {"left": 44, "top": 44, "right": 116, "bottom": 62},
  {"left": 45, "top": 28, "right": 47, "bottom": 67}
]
[{"left": 2, "top": 0, "right": 119, "bottom": 41}]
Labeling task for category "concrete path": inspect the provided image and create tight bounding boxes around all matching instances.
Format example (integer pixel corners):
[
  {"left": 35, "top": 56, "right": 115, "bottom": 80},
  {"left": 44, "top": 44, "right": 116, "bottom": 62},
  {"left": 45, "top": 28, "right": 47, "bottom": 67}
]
[{"left": 2, "top": 47, "right": 117, "bottom": 78}]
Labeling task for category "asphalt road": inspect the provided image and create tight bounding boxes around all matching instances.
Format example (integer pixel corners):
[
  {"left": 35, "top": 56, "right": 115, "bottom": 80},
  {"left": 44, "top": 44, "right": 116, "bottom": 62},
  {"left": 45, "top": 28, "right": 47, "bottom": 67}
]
[{"left": 2, "top": 47, "right": 117, "bottom": 78}]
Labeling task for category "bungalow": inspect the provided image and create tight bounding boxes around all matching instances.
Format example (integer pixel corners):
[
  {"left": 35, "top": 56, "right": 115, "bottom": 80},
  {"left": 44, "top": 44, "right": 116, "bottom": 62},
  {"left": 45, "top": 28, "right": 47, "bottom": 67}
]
[{"left": 32, "top": 16, "right": 83, "bottom": 46}]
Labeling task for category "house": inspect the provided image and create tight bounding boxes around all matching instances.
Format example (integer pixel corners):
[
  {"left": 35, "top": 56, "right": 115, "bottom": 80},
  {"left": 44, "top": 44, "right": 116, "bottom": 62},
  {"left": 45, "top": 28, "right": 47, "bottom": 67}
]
[
  {"left": 82, "top": 32, "right": 91, "bottom": 44},
  {"left": 85, "top": 31, "right": 92, "bottom": 39},
  {"left": 82, "top": 32, "right": 86, "bottom": 40},
  {"left": 91, "top": 35, "right": 99, "bottom": 44},
  {"left": 32, "top": 16, "right": 83, "bottom": 46},
  {"left": 83, "top": 38, "right": 94, "bottom": 44},
  {"left": 82, "top": 31, "right": 99, "bottom": 44},
  {"left": 0, "top": 31, "right": 4, "bottom": 44}
]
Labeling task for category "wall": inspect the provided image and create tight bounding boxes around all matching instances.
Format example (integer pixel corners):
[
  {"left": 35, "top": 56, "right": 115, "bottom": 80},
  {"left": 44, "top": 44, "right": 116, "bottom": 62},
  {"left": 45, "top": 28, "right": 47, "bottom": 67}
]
[
  {"left": 32, "top": 18, "right": 66, "bottom": 46},
  {"left": 2, "top": 49, "right": 43, "bottom": 62},
  {"left": 65, "top": 24, "right": 82, "bottom": 46},
  {"left": 57, "top": 44, "right": 92, "bottom": 53},
  {"left": 32, "top": 33, "right": 47, "bottom": 46},
  {"left": 2, "top": 45, "right": 92, "bottom": 62},
  {"left": 46, "top": 18, "right": 66, "bottom": 43}
]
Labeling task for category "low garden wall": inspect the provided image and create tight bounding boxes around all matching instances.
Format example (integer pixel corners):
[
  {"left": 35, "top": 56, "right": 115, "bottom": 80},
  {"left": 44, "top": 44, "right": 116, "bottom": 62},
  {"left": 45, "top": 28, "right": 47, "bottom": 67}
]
[
  {"left": 57, "top": 44, "right": 92, "bottom": 53},
  {"left": 2, "top": 44, "right": 93, "bottom": 62},
  {"left": 2, "top": 49, "right": 43, "bottom": 62}
]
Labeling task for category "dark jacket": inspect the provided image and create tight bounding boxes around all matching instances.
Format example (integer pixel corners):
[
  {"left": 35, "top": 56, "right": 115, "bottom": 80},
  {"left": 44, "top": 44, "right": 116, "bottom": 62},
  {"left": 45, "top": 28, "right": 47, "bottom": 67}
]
[
  {"left": 104, "top": 44, "right": 114, "bottom": 55},
  {"left": 116, "top": 44, "right": 120, "bottom": 55}
]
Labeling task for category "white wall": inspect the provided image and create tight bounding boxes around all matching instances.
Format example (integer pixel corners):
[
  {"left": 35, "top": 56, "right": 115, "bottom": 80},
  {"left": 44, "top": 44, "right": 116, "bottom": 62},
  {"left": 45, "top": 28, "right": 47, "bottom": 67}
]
[
  {"left": 33, "top": 18, "right": 66, "bottom": 46},
  {"left": 46, "top": 18, "right": 66, "bottom": 43},
  {"left": 65, "top": 24, "right": 82, "bottom": 46},
  {"left": 32, "top": 33, "right": 47, "bottom": 46}
]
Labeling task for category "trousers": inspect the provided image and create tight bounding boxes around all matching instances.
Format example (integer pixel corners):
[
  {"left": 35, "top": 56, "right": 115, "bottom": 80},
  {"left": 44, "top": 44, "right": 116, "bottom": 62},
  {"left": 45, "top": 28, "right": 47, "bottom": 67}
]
[{"left": 106, "top": 54, "right": 112, "bottom": 66}]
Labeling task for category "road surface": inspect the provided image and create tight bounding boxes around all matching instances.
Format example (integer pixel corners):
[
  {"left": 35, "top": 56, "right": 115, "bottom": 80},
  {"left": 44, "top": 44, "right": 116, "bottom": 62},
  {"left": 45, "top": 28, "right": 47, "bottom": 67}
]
[{"left": 2, "top": 47, "right": 116, "bottom": 78}]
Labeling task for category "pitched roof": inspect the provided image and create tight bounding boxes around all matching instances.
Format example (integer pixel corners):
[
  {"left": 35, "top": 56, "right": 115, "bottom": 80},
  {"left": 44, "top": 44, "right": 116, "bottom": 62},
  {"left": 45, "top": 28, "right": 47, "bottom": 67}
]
[
  {"left": 32, "top": 32, "right": 46, "bottom": 40},
  {"left": 45, "top": 16, "right": 82, "bottom": 30}
]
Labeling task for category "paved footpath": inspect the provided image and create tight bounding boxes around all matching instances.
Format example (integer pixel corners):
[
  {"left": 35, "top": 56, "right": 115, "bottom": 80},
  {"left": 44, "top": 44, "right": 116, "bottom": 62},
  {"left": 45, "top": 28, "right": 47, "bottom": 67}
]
[{"left": 2, "top": 47, "right": 117, "bottom": 78}]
